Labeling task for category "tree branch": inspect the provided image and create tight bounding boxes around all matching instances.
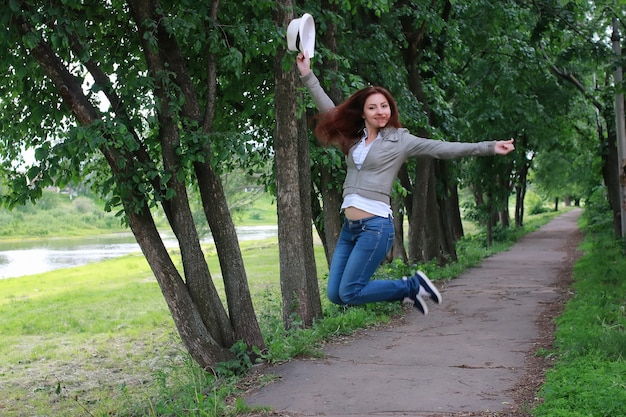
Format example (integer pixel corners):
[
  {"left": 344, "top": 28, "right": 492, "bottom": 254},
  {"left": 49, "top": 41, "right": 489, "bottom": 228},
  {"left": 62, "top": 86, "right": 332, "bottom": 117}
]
[{"left": 539, "top": 43, "right": 604, "bottom": 111}]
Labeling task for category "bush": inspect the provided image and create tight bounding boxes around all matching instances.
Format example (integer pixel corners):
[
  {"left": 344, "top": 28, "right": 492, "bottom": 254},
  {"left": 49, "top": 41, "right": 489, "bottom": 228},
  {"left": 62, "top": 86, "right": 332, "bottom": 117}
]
[
  {"left": 526, "top": 191, "right": 550, "bottom": 215},
  {"left": 72, "top": 196, "right": 97, "bottom": 213}
]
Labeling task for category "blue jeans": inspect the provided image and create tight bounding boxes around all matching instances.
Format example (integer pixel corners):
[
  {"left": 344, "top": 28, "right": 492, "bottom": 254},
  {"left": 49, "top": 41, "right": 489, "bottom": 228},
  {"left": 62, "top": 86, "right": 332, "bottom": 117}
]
[{"left": 327, "top": 215, "right": 418, "bottom": 305}]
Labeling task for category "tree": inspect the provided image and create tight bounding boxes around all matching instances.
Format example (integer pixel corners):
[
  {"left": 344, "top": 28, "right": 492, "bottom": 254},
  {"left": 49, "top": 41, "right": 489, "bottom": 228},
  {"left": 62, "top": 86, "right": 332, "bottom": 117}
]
[
  {"left": 0, "top": 0, "right": 273, "bottom": 369},
  {"left": 273, "top": 1, "right": 323, "bottom": 328},
  {"left": 526, "top": 0, "right": 625, "bottom": 237}
]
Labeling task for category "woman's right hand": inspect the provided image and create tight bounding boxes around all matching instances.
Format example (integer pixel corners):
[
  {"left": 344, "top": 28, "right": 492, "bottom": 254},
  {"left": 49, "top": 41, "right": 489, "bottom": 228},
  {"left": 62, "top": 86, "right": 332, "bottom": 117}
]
[{"left": 296, "top": 51, "right": 311, "bottom": 76}]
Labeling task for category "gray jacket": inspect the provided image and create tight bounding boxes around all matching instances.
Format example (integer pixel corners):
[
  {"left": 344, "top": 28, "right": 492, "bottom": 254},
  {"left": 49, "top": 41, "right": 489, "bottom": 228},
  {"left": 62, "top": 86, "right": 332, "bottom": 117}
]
[{"left": 301, "top": 72, "right": 496, "bottom": 204}]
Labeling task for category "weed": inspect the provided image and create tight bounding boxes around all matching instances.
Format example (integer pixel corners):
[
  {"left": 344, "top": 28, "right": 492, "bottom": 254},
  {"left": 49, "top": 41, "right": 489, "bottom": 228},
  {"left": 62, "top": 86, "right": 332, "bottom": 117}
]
[{"left": 215, "top": 341, "right": 258, "bottom": 378}]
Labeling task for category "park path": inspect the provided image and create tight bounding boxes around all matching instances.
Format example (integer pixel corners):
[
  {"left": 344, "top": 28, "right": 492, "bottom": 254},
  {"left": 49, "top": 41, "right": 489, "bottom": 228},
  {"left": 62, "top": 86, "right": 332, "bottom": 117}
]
[{"left": 244, "top": 209, "right": 583, "bottom": 417}]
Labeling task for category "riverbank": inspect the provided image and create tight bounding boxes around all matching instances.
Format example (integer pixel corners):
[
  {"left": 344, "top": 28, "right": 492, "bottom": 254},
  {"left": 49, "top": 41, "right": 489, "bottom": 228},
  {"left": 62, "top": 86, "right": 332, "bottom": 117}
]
[
  {"left": 0, "top": 190, "right": 279, "bottom": 279},
  {"left": 0, "top": 190, "right": 278, "bottom": 241},
  {"left": 0, "top": 226, "right": 279, "bottom": 279},
  {"left": 0, "top": 191, "right": 126, "bottom": 239}
]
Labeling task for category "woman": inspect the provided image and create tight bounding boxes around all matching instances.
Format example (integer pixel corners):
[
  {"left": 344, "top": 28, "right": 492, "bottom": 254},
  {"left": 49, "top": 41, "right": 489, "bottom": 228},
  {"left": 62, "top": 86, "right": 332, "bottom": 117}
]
[{"left": 297, "top": 52, "right": 515, "bottom": 315}]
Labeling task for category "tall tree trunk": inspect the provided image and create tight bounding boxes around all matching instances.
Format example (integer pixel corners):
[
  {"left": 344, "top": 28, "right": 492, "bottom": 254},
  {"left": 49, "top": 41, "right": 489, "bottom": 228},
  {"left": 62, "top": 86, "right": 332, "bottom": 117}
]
[
  {"left": 389, "top": 194, "right": 408, "bottom": 262},
  {"left": 196, "top": 163, "right": 265, "bottom": 350},
  {"left": 130, "top": 0, "right": 264, "bottom": 353},
  {"left": 515, "top": 183, "right": 526, "bottom": 228},
  {"left": 601, "top": 128, "right": 622, "bottom": 238},
  {"left": 273, "top": 4, "right": 322, "bottom": 328},
  {"left": 500, "top": 207, "right": 510, "bottom": 228},
  {"left": 439, "top": 160, "right": 464, "bottom": 241},
  {"left": 194, "top": 0, "right": 264, "bottom": 351},
  {"left": 319, "top": 165, "right": 343, "bottom": 265},
  {"left": 297, "top": 112, "right": 323, "bottom": 322},
  {"left": 514, "top": 134, "right": 531, "bottom": 228}
]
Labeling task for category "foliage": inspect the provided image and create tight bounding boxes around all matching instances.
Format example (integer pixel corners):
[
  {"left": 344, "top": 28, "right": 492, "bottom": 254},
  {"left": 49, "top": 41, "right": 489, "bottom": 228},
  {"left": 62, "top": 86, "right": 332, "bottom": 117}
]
[
  {"left": 580, "top": 186, "right": 615, "bottom": 234},
  {"left": 0, "top": 189, "right": 124, "bottom": 237},
  {"left": 137, "top": 353, "right": 249, "bottom": 417},
  {"left": 534, "top": 203, "right": 626, "bottom": 417},
  {"left": 525, "top": 189, "right": 551, "bottom": 215}
]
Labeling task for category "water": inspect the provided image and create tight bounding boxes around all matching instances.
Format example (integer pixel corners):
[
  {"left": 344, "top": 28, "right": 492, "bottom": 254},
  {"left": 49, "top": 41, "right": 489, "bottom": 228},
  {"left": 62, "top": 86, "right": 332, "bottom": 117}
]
[{"left": 0, "top": 226, "right": 278, "bottom": 279}]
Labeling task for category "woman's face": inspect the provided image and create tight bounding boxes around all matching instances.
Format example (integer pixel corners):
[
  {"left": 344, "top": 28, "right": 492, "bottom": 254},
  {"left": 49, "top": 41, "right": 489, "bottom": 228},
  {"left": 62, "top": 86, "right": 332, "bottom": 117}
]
[{"left": 362, "top": 93, "right": 391, "bottom": 132}]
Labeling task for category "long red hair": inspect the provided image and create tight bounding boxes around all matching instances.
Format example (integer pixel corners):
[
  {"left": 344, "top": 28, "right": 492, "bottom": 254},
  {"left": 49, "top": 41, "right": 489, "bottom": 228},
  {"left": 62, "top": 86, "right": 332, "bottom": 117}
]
[{"left": 314, "top": 86, "right": 402, "bottom": 155}]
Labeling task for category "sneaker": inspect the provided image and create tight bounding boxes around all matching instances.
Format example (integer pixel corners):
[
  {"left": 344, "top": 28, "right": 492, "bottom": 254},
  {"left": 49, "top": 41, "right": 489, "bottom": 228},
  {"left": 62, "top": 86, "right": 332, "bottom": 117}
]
[
  {"left": 415, "top": 271, "right": 442, "bottom": 304},
  {"left": 402, "top": 276, "right": 429, "bottom": 314},
  {"left": 403, "top": 294, "right": 429, "bottom": 314}
]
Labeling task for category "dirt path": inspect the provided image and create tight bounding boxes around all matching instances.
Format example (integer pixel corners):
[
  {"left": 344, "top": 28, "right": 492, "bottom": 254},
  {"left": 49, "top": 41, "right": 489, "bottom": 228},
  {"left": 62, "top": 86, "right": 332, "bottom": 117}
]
[{"left": 243, "top": 209, "right": 583, "bottom": 417}]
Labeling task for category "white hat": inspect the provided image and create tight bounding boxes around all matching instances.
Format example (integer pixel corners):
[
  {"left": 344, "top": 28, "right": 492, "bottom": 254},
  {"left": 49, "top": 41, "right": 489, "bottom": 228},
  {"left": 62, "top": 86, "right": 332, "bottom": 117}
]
[{"left": 286, "top": 13, "right": 315, "bottom": 58}]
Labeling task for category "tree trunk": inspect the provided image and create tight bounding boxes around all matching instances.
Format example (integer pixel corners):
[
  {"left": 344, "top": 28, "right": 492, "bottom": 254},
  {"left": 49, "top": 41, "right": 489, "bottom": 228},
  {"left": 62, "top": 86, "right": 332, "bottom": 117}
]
[
  {"left": 318, "top": 159, "right": 343, "bottom": 266},
  {"left": 486, "top": 209, "right": 493, "bottom": 247},
  {"left": 297, "top": 113, "right": 323, "bottom": 322},
  {"left": 389, "top": 194, "right": 408, "bottom": 262},
  {"left": 193, "top": 0, "right": 264, "bottom": 351},
  {"left": 126, "top": 204, "right": 234, "bottom": 368},
  {"left": 408, "top": 158, "right": 456, "bottom": 265},
  {"left": 439, "top": 160, "right": 464, "bottom": 242},
  {"left": 447, "top": 186, "right": 464, "bottom": 241},
  {"left": 196, "top": 163, "right": 265, "bottom": 350},
  {"left": 130, "top": 0, "right": 264, "bottom": 354},
  {"left": 515, "top": 136, "right": 531, "bottom": 228},
  {"left": 273, "top": 4, "right": 322, "bottom": 328},
  {"left": 515, "top": 183, "right": 525, "bottom": 228},
  {"left": 500, "top": 207, "right": 510, "bottom": 228},
  {"left": 601, "top": 128, "right": 622, "bottom": 238}
]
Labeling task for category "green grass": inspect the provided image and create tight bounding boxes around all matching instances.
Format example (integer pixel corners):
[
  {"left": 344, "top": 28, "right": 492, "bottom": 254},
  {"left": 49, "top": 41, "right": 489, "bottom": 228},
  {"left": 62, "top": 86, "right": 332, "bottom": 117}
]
[
  {"left": 533, "top": 205, "right": 626, "bottom": 417},
  {"left": 0, "top": 253, "right": 175, "bottom": 417}
]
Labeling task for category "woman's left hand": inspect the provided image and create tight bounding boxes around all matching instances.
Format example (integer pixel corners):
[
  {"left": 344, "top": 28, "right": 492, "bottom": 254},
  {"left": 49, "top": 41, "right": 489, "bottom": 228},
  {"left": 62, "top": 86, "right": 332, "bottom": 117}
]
[
  {"left": 296, "top": 51, "right": 311, "bottom": 77},
  {"left": 494, "top": 139, "right": 515, "bottom": 155}
]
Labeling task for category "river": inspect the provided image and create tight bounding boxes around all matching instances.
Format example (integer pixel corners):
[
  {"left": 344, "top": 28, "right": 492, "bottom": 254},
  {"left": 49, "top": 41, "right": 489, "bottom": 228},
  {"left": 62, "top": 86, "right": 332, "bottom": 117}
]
[{"left": 0, "top": 225, "right": 278, "bottom": 279}]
